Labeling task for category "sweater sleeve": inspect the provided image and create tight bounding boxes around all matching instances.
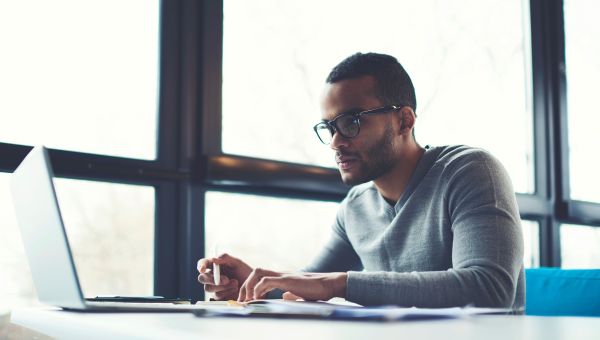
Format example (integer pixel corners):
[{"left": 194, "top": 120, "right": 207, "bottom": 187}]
[{"left": 345, "top": 151, "right": 524, "bottom": 308}]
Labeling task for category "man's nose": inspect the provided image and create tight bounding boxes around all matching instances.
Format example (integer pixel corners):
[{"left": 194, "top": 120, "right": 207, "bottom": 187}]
[{"left": 330, "top": 130, "right": 350, "bottom": 150}]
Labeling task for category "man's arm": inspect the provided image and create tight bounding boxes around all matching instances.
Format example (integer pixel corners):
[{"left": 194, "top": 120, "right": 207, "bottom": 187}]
[{"left": 345, "top": 151, "right": 524, "bottom": 307}]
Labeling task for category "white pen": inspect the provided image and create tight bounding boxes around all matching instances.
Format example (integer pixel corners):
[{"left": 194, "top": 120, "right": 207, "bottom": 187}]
[{"left": 213, "top": 244, "right": 221, "bottom": 285}]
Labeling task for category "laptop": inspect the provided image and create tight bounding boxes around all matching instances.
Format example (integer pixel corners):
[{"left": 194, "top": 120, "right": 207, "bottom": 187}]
[{"left": 10, "top": 146, "right": 212, "bottom": 312}]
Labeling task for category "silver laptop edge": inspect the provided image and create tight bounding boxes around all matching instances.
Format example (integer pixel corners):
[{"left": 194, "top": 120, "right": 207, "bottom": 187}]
[{"left": 10, "top": 146, "right": 87, "bottom": 309}]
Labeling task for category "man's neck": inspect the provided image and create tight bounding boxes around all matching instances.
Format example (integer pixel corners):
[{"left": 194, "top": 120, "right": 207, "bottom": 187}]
[{"left": 373, "top": 142, "right": 425, "bottom": 204}]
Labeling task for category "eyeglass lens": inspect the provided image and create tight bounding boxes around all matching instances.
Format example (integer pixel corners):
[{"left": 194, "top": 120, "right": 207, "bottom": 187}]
[
  {"left": 336, "top": 115, "right": 359, "bottom": 137},
  {"left": 315, "top": 115, "right": 360, "bottom": 144}
]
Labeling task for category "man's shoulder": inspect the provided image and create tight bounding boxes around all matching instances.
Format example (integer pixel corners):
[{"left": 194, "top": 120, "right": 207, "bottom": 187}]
[
  {"left": 434, "top": 144, "right": 496, "bottom": 162},
  {"left": 431, "top": 145, "right": 511, "bottom": 193},
  {"left": 431, "top": 145, "right": 501, "bottom": 171}
]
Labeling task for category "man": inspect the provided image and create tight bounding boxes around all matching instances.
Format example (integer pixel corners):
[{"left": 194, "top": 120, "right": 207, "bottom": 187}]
[{"left": 197, "top": 52, "right": 524, "bottom": 309}]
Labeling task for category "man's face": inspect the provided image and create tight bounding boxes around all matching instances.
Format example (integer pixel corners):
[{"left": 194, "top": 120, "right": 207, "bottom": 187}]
[{"left": 321, "top": 76, "right": 398, "bottom": 185}]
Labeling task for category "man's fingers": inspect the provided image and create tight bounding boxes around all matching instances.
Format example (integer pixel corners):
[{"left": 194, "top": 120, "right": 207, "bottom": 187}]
[
  {"left": 204, "top": 283, "right": 220, "bottom": 293},
  {"left": 213, "top": 253, "right": 237, "bottom": 266},
  {"left": 214, "top": 273, "right": 229, "bottom": 286},
  {"left": 198, "top": 272, "right": 230, "bottom": 285},
  {"left": 199, "top": 253, "right": 236, "bottom": 272},
  {"left": 243, "top": 272, "right": 257, "bottom": 302},
  {"left": 214, "top": 287, "right": 237, "bottom": 300},
  {"left": 237, "top": 280, "right": 247, "bottom": 302},
  {"left": 235, "top": 271, "right": 337, "bottom": 302},
  {"left": 214, "top": 280, "right": 239, "bottom": 300},
  {"left": 197, "top": 258, "right": 215, "bottom": 273},
  {"left": 204, "top": 277, "right": 235, "bottom": 293},
  {"left": 254, "top": 276, "right": 285, "bottom": 299},
  {"left": 239, "top": 270, "right": 256, "bottom": 302},
  {"left": 197, "top": 272, "right": 211, "bottom": 284},
  {"left": 237, "top": 268, "right": 281, "bottom": 302},
  {"left": 239, "top": 268, "right": 261, "bottom": 301},
  {"left": 282, "top": 291, "right": 302, "bottom": 301},
  {"left": 197, "top": 258, "right": 208, "bottom": 272},
  {"left": 200, "top": 274, "right": 230, "bottom": 289}
]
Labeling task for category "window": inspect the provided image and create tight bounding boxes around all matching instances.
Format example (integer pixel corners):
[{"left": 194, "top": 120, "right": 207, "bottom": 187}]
[
  {"left": 0, "top": 174, "right": 38, "bottom": 308},
  {"left": 222, "top": 0, "right": 534, "bottom": 193},
  {"left": 55, "top": 179, "right": 155, "bottom": 297},
  {"left": 205, "top": 191, "right": 339, "bottom": 271},
  {"left": 561, "top": 224, "right": 600, "bottom": 268},
  {"left": 0, "top": 174, "right": 154, "bottom": 307},
  {"left": 564, "top": 0, "right": 600, "bottom": 203},
  {"left": 522, "top": 220, "right": 540, "bottom": 268},
  {"left": 0, "top": 0, "right": 160, "bottom": 160},
  {"left": 2, "top": 0, "right": 599, "bottom": 306}
]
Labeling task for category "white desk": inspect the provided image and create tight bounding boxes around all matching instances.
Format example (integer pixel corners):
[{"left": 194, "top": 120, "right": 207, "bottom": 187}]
[{"left": 7, "top": 308, "right": 600, "bottom": 340}]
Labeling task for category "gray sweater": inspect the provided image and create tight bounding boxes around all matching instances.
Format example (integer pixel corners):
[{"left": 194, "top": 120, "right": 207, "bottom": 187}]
[{"left": 305, "top": 145, "right": 524, "bottom": 309}]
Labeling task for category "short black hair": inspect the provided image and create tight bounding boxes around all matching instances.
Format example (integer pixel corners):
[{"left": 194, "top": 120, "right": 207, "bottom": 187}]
[{"left": 326, "top": 52, "right": 417, "bottom": 113}]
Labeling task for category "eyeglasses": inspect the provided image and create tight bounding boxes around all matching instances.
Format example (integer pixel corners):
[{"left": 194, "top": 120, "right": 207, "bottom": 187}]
[{"left": 313, "top": 105, "right": 402, "bottom": 145}]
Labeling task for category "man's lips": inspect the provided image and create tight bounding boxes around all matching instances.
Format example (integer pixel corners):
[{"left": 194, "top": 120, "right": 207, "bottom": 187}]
[
  {"left": 338, "top": 159, "right": 356, "bottom": 170},
  {"left": 336, "top": 155, "right": 358, "bottom": 170}
]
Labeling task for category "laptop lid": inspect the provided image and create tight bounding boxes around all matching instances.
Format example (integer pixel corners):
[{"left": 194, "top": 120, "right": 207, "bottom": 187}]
[{"left": 10, "top": 146, "right": 86, "bottom": 309}]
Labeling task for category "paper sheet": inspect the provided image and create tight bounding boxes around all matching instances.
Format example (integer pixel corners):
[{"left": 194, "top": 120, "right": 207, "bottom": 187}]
[{"left": 194, "top": 299, "right": 515, "bottom": 321}]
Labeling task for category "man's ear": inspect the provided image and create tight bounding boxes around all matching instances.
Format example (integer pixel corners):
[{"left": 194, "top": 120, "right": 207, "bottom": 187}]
[{"left": 395, "top": 107, "right": 415, "bottom": 135}]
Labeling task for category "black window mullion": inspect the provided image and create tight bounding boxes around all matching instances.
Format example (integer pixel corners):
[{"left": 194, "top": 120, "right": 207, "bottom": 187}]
[
  {"left": 154, "top": 182, "right": 179, "bottom": 297},
  {"left": 0, "top": 142, "right": 184, "bottom": 184},
  {"left": 152, "top": 0, "right": 183, "bottom": 298},
  {"left": 157, "top": 0, "right": 182, "bottom": 169},
  {"left": 567, "top": 202, "right": 600, "bottom": 227},
  {"left": 169, "top": 0, "right": 212, "bottom": 302},
  {"left": 529, "top": 0, "right": 568, "bottom": 267},
  {"left": 200, "top": 0, "right": 223, "bottom": 156},
  {"left": 539, "top": 216, "right": 562, "bottom": 267},
  {"left": 178, "top": 183, "right": 205, "bottom": 302},
  {"left": 0, "top": 142, "right": 30, "bottom": 172}
]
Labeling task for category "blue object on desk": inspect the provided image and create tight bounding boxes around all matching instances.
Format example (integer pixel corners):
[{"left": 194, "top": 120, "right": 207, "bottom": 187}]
[{"left": 525, "top": 268, "right": 600, "bottom": 316}]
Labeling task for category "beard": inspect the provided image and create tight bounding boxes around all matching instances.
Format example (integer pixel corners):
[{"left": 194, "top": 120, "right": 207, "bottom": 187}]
[{"left": 340, "top": 124, "right": 396, "bottom": 186}]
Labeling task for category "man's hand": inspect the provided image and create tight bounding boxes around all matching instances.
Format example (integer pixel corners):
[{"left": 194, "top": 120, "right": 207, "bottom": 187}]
[
  {"left": 197, "top": 253, "right": 253, "bottom": 301},
  {"left": 237, "top": 269, "right": 348, "bottom": 302}
]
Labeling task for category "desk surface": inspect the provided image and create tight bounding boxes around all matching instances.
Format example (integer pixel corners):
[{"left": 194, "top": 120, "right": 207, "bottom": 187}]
[{"left": 8, "top": 308, "right": 600, "bottom": 340}]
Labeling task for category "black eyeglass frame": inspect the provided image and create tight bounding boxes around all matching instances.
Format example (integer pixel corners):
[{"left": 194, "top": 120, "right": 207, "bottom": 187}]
[{"left": 313, "top": 105, "right": 403, "bottom": 145}]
